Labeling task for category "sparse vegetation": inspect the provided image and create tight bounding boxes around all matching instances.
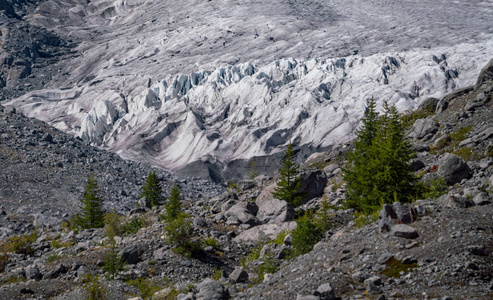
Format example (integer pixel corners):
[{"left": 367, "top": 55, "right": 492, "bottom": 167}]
[
  {"left": 102, "top": 237, "right": 125, "bottom": 280},
  {"left": 104, "top": 212, "right": 124, "bottom": 238},
  {"left": 290, "top": 213, "right": 324, "bottom": 257},
  {"left": 82, "top": 274, "right": 107, "bottom": 300},
  {"left": 423, "top": 177, "right": 448, "bottom": 199},
  {"left": 353, "top": 210, "right": 379, "bottom": 228},
  {"left": 126, "top": 277, "right": 163, "bottom": 299},
  {"left": 381, "top": 257, "right": 418, "bottom": 278},
  {"left": 163, "top": 182, "right": 182, "bottom": 221}
]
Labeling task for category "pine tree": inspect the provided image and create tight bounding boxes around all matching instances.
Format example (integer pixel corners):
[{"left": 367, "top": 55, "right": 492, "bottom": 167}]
[
  {"left": 102, "top": 237, "right": 125, "bottom": 280},
  {"left": 75, "top": 174, "right": 105, "bottom": 229},
  {"left": 273, "top": 144, "right": 305, "bottom": 207},
  {"left": 163, "top": 182, "right": 182, "bottom": 221},
  {"left": 140, "top": 170, "right": 164, "bottom": 207},
  {"left": 247, "top": 158, "right": 258, "bottom": 180},
  {"left": 343, "top": 99, "right": 420, "bottom": 213}
]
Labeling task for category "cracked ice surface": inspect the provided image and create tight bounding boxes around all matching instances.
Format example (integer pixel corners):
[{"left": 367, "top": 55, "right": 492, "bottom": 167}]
[{"left": 7, "top": 0, "right": 493, "bottom": 173}]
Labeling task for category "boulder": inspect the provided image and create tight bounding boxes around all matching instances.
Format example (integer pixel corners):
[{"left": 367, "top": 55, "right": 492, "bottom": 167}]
[
  {"left": 25, "top": 265, "right": 42, "bottom": 281},
  {"left": 137, "top": 197, "right": 151, "bottom": 209},
  {"left": 256, "top": 198, "right": 295, "bottom": 224},
  {"left": 42, "top": 264, "right": 67, "bottom": 279},
  {"left": 224, "top": 202, "right": 260, "bottom": 226},
  {"left": 438, "top": 194, "right": 475, "bottom": 208},
  {"left": 229, "top": 267, "right": 249, "bottom": 283},
  {"left": 296, "top": 296, "right": 319, "bottom": 300},
  {"left": 475, "top": 58, "right": 493, "bottom": 89},
  {"left": 418, "top": 97, "right": 439, "bottom": 113},
  {"left": 391, "top": 224, "right": 419, "bottom": 239},
  {"left": 473, "top": 192, "right": 491, "bottom": 206},
  {"left": 437, "top": 153, "right": 472, "bottom": 185},
  {"left": 121, "top": 244, "right": 142, "bottom": 264},
  {"left": 195, "top": 278, "right": 229, "bottom": 300},
  {"left": 315, "top": 283, "right": 336, "bottom": 300},
  {"left": 409, "top": 118, "right": 439, "bottom": 140},
  {"left": 233, "top": 222, "right": 297, "bottom": 243},
  {"left": 299, "top": 169, "right": 328, "bottom": 200},
  {"left": 378, "top": 202, "right": 418, "bottom": 233},
  {"left": 364, "top": 276, "right": 383, "bottom": 294}
]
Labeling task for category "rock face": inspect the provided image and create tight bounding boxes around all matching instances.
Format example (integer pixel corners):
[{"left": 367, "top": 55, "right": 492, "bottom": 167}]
[
  {"left": 475, "top": 58, "right": 493, "bottom": 89},
  {"left": 195, "top": 278, "right": 229, "bottom": 300},
  {"left": 437, "top": 153, "right": 472, "bottom": 185},
  {"left": 409, "top": 118, "right": 439, "bottom": 140},
  {"left": 378, "top": 202, "right": 417, "bottom": 233}
]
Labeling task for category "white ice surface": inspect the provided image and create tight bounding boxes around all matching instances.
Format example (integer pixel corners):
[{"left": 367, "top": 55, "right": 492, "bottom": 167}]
[{"left": 7, "top": 0, "right": 493, "bottom": 171}]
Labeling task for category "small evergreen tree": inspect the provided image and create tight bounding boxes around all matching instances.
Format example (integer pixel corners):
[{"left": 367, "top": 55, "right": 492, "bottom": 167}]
[
  {"left": 343, "top": 99, "right": 420, "bottom": 213},
  {"left": 75, "top": 174, "right": 105, "bottom": 229},
  {"left": 140, "top": 170, "right": 164, "bottom": 207},
  {"left": 290, "top": 213, "right": 324, "bottom": 256},
  {"left": 247, "top": 158, "right": 258, "bottom": 180},
  {"left": 273, "top": 144, "right": 305, "bottom": 207},
  {"left": 102, "top": 237, "right": 125, "bottom": 280},
  {"left": 163, "top": 182, "right": 182, "bottom": 221}
]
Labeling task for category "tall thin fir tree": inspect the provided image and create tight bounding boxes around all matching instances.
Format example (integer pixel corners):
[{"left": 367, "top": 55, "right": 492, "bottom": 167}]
[
  {"left": 140, "top": 170, "right": 164, "bottom": 207},
  {"left": 164, "top": 182, "right": 182, "bottom": 221},
  {"left": 76, "top": 173, "right": 105, "bottom": 229},
  {"left": 273, "top": 144, "right": 305, "bottom": 207}
]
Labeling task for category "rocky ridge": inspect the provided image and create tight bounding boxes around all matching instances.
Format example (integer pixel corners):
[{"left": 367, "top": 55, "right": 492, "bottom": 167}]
[{"left": 0, "top": 59, "right": 492, "bottom": 299}]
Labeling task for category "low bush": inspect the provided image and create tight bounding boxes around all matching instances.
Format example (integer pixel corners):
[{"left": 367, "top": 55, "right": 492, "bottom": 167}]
[
  {"left": 82, "top": 274, "right": 107, "bottom": 300},
  {"left": 290, "top": 213, "right": 324, "bottom": 257}
]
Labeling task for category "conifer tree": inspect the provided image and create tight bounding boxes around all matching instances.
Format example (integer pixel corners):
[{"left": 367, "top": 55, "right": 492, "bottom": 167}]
[
  {"left": 163, "top": 182, "right": 182, "bottom": 221},
  {"left": 140, "top": 170, "right": 164, "bottom": 207},
  {"left": 75, "top": 174, "right": 105, "bottom": 229},
  {"left": 343, "top": 99, "right": 420, "bottom": 213},
  {"left": 273, "top": 144, "right": 305, "bottom": 207}
]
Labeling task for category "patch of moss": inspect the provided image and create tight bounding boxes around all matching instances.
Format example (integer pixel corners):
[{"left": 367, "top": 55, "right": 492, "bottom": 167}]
[
  {"left": 381, "top": 257, "right": 418, "bottom": 278},
  {"left": 400, "top": 109, "right": 434, "bottom": 129},
  {"left": 453, "top": 147, "right": 481, "bottom": 161}
]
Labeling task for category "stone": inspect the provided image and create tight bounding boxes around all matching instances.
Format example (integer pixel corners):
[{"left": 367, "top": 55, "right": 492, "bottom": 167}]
[
  {"left": 391, "top": 224, "right": 419, "bottom": 239},
  {"left": 121, "top": 244, "right": 142, "bottom": 264},
  {"left": 473, "top": 192, "right": 491, "bottom": 205},
  {"left": 364, "top": 276, "right": 382, "bottom": 293},
  {"left": 465, "top": 92, "right": 488, "bottom": 111},
  {"left": 468, "top": 245, "right": 487, "bottom": 256},
  {"left": 224, "top": 202, "right": 260, "bottom": 226},
  {"left": 418, "top": 97, "right": 439, "bottom": 113},
  {"left": 177, "top": 293, "right": 195, "bottom": 300},
  {"left": 256, "top": 198, "right": 295, "bottom": 224},
  {"left": 409, "top": 118, "right": 439, "bottom": 139},
  {"left": 438, "top": 194, "right": 475, "bottom": 208},
  {"left": 4, "top": 106, "right": 16, "bottom": 114},
  {"left": 138, "top": 197, "right": 151, "bottom": 209},
  {"left": 402, "top": 256, "right": 417, "bottom": 264},
  {"left": 195, "top": 278, "right": 229, "bottom": 300},
  {"left": 378, "top": 202, "right": 417, "bottom": 233},
  {"left": 409, "top": 159, "right": 425, "bottom": 171},
  {"left": 25, "top": 265, "right": 42, "bottom": 281},
  {"left": 352, "top": 271, "right": 369, "bottom": 282},
  {"left": 229, "top": 266, "right": 249, "bottom": 283},
  {"left": 43, "top": 264, "right": 67, "bottom": 279},
  {"left": 437, "top": 153, "right": 472, "bottom": 185},
  {"left": 315, "top": 282, "right": 336, "bottom": 300},
  {"left": 323, "top": 164, "right": 339, "bottom": 176},
  {"left": 475, "top": 58, "right": 493, "bottom": 89},
  {"left": 299, "top": 169, "right": 328, "bottom": 200},
  {"left": 233, "top": 222, "right": 297, "bottom": 243}
]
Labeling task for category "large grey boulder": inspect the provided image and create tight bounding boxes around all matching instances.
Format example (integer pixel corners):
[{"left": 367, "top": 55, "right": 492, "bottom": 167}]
[
  {"left": 315, "top": 283, "right": 336, "bottom": 300},
  {"left": 121, "top": 244, "right": 142, "bottom": 264},
  {"left": 437, "top": 153, "right": 472, "bottom": 185},
  {"left": 195, "top": 278, "right": 229, "bottom": 300},
  {"left": 475, "top": 58, "right": 493, "bottom": 89},
  {"left": 229, "top": 266, "right": 249, "bottom": 283},
  {"left": 378, "top": 202, "right": 417, "bottom": 233},
  {"left": 438, "top": 194, "right": 475, "bottom": 208},
  {"left": 233, "top": 222, "right": 297, "bottom": 243},
  {"left": 473, "top": 192, "right": 491, "bottom": 206},
  {"left": 409, "top": 118, "right": 439, "bottom": 140},
  {"left": 391, "top": 224, "right": 419, "bottom": 239},
  {"left": 256, "top": 198, "right": 295, "bottom": 224},
  {"left": 299, "top": 169, "right": 328, "bottom": 201},
  {"left": 418, "top": 97, "right": 439, "bottom": 113},
  {"left": 25, "top": 265, "right": 42, "bottom": 281},
  {"left": 224, "top": 202, "right": 260, "bottom": 226}
]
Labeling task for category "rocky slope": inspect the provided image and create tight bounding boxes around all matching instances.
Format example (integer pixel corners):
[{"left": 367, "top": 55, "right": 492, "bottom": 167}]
[
  {"left": 2, "top": 0, "right": 493, "bottom": 180},
  {"left": 0, "top": 59, "right": 492, "bottom": 300}
]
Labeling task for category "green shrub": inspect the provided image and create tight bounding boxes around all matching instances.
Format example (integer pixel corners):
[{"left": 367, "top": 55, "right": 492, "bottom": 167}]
[
  {"left": 256, "top": 248, "right": 278, "bottom": 282},
  {"left": 104, "top": 212, "right": 124, "bottom": 238},
  {"left": 453, "top": 147, "right": 480, "bottom": 161},
  {"left": 0, "top": 254, "right": 8, "bottom": 272},
  {"left": 46, "top": 252, "right": 64, "bottom": 263},
  {"left": 314, "top": 197, "right": 334, "bottom": 232},
  {"left": 82, "top": 274, "right": 107, "bottom": 300},
  {"left": 50, "top": 238, "right": 74, "bottom": 249},
  {"left": 353, "top": 210, "right": 379, "bottom": 228},
  {"left": 102, "top": 238, "right": 125, "bottom": 280},
  {"left": 2, "top": 235, "right": 35, "bottom": 255},
  {"left": 202, "top": 236, "right": 220, "bottom": 248},
  {"left": 290, "top": 213, "right": 324, "bottom": 257},
  {"left": 423, "top": 177, "right": 448, "bottom": 199},
  {"left": 126, "top": 277, "right": 162, "bottom": 299},
  {"left": 240, "top": 242, "right": 263, "bottom": 267},
  {"left": 271, "top": 230, "right": 289, "bottom": 246},
  {"left": 164, "top": 214, "right": 200, "bottom": 258},
  {"left": 123, "top": 217, "right": 144, "bottom": 234},
  {"left": 450, "top": 126, "right": 472, "bottom": 147}
]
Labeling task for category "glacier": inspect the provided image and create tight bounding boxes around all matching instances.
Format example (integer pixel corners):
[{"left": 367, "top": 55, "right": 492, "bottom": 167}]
[{"left": 5, "top": 0, "right": 493, "bottom": 180}]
